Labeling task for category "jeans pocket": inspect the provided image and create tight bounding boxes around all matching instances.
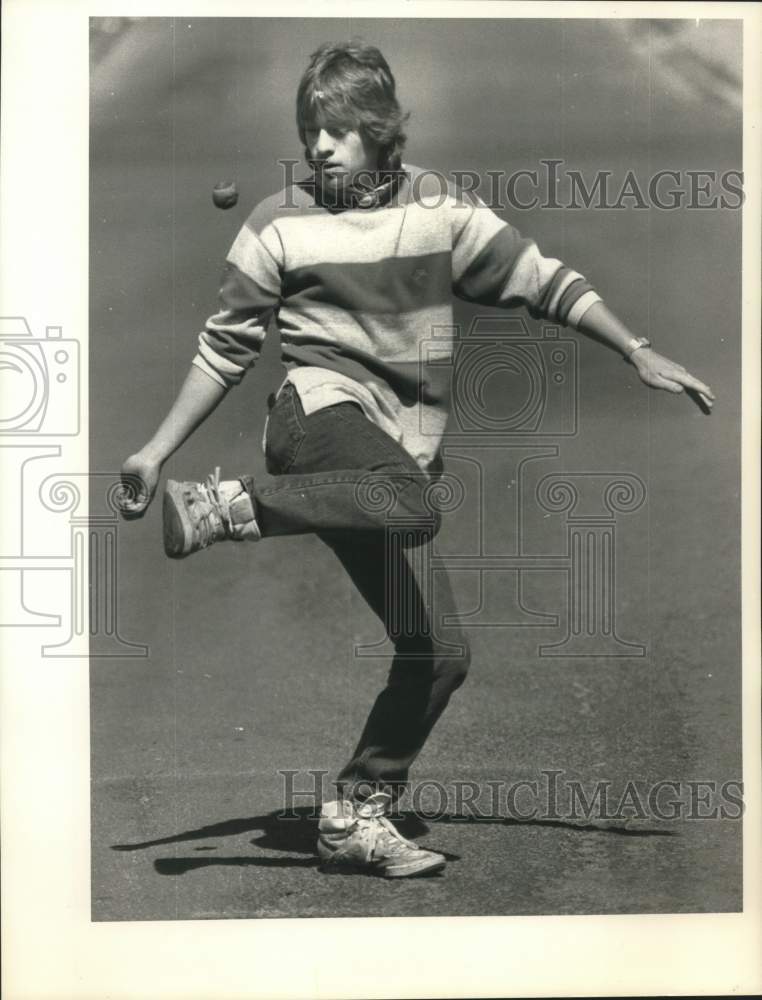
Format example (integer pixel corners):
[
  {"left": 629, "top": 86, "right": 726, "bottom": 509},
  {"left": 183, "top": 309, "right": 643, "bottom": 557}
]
[{"left": 264, "top": 385, "right": 305, "bottom": 474}]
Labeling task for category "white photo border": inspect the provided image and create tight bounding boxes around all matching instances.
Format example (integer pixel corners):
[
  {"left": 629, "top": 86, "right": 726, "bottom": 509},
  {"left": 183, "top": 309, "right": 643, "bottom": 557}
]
[{"left": 1, "top": 2, "right": 760, "bottom": 997}]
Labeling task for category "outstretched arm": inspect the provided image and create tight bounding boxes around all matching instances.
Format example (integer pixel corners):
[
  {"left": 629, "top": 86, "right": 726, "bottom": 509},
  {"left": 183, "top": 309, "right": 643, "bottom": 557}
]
[
  {"left": 119, "top": 205, "right": 283, "bottom": 518},
  {"left": 577, "top": 301, "right": 715, "bottom": 409},
  {"left": 447, "top": 190, "right": 715, "bottom": 411},
  {"left": 119, "top": 365, "right": 228, "bottom": 518}
]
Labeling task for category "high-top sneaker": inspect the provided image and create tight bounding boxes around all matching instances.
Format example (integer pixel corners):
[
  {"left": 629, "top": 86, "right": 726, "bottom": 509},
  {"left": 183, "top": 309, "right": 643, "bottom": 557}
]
[
  {"left": 163, "top": 467, "right": 261, "bottom": 558},
  {"left": 317, "top": 792, "right": 445, "bottom": 878}
]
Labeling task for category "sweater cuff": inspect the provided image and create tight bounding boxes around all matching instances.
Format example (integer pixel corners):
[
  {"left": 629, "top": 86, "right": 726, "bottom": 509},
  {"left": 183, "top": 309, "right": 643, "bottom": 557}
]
[
  {"left": 568, "top": 291, "right": 603, "bottom": 330},
  {"left": 192, "top": 353, "right": 229, "bottom": 387}
]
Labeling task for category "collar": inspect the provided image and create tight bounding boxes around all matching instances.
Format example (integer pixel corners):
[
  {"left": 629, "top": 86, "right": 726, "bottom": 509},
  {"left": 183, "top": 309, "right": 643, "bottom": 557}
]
[{"left": 300, "top": 166, "right": 409, "bottom": 212}]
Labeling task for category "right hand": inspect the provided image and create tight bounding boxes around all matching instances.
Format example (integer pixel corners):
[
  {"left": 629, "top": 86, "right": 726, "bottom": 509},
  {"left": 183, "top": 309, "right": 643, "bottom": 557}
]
[
  {"left": 118, "top": 451, "right": 162, "bottom": 519},
  {"left": 631, "top": 347, "right": 715, "bottom": 409}
]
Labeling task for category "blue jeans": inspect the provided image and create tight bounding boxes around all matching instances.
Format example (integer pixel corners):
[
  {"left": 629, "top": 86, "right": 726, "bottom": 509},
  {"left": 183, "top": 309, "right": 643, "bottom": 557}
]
[{"left": 241, "top": 382, "right": 471, "bottom": 801}]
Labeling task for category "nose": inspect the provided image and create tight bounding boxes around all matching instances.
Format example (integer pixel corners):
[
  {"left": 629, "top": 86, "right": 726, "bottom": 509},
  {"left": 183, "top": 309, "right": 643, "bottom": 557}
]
[{"left": 314, "top": 128, "right": 335, "bottom": 158}]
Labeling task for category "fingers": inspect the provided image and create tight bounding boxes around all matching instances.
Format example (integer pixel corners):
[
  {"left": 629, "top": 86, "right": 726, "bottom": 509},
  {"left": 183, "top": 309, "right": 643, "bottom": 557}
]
[
  {"left": 117, "top": 473, "right": 151, "bottom": 519},
  {"left": 660, "top": 378, "right": 684, "bottom": 394},
  {"left": 667, "top": 369, "right": 715, "bottom": 410},
  {"left": 637, "top": 355, "right": 716, "bottom": 408},
  {"left": 117, "top": 496, "right": 148, "bottom": 519},
  {"left": 670, "top": 369, "right": 715, "bottom": 401},
  {"left": 687, "top": 388, "right": 715, "bottom": 413},
  {"left": 119, "top": 504, "right": 148, "bottom": 521}
]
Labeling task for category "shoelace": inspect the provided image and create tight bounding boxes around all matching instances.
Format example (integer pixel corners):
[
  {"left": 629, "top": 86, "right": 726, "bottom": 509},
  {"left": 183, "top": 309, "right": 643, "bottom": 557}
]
[
  {"left": 352, "top": 793, "right": 419, "bottom": 857},
  {"left": 191, "top": 467, "right": 233, "bottom": 549},
  {"left": 374, "top": 814, "right": 419, "bottom": 854}
]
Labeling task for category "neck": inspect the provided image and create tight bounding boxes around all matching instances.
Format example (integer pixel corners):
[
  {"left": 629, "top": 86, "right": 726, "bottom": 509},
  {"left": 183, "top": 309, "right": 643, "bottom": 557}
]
[{"left": 308, "top": 163, "right": 407, "bottom": 211}]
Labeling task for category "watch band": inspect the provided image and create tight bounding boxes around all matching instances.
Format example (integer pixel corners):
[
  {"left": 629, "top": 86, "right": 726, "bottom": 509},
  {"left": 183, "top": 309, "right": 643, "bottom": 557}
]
[{"left": 625, "top": 336, "right": 651, "bottom": 358}]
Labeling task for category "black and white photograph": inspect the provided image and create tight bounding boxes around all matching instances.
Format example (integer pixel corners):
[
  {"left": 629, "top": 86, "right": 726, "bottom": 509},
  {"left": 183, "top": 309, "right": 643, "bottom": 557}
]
[{"left": 2, "top": 2, "right": 761, "bottom": 998}]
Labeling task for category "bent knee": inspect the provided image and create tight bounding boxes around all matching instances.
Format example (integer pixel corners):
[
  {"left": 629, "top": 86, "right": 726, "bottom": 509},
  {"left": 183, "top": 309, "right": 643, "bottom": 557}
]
[{"left": 396, "top": 486, "right": 443, "bottom": 539}]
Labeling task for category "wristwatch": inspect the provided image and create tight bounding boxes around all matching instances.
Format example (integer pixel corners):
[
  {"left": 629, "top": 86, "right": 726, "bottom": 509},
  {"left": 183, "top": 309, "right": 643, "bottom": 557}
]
[{"left": 624, "top": 336, "right": 652, "bottom": 360}]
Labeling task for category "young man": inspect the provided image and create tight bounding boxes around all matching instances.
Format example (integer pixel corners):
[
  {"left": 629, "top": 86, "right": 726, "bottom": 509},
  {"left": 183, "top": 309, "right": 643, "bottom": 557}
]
[{"left": 119, "top": 41, "right": 714, "bottom": 878}]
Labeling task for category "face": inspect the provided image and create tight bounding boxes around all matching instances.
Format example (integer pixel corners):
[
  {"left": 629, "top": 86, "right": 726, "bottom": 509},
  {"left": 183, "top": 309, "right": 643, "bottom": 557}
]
[{"left": 304, "top": 123, "right": 381, "bottom": 189}]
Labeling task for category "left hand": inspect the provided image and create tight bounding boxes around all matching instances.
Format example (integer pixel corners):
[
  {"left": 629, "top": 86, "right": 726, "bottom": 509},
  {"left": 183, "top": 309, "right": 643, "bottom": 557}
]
[
  {"left": 118, "top": 450, "right": 162, "bottom": 519},
  {"left": 631, "top": 348, "right": 715, "bottom": 410}
]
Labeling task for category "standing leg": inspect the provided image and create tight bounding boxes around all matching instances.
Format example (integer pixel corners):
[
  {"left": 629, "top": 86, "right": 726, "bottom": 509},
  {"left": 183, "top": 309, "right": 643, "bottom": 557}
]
[
  {"left": 164, "top": 384, "right": 470, "bottom": 788},
  {"left": 162, "top": 384, "right": 468, "bottom": 875},
  {"left": 258, "top": 385, "right": 471, "bottom": 796},
  {"left": 325, "top": 528, "right": 470, "bottom": 802}
]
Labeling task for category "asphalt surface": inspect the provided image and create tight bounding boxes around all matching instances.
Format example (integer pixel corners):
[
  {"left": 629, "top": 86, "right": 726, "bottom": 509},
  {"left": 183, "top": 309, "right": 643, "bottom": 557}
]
[{"left": 90, "top": 18, "right": 742, "bottom": 920}]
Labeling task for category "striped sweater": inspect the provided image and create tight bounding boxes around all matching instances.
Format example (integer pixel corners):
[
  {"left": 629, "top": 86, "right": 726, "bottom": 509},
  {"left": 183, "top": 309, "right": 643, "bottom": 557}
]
[{"left": 193, "top": 164, "right": 601, "bottom": 469}]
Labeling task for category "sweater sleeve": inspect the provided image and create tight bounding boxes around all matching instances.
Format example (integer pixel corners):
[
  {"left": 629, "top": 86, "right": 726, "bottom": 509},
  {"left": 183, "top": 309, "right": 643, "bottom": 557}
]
[
  {"left": 450, "top": 193, "right": 601, "bottom": 328},
  {"left": 192, "top": 210, "right": 283, "bottom": 387}
]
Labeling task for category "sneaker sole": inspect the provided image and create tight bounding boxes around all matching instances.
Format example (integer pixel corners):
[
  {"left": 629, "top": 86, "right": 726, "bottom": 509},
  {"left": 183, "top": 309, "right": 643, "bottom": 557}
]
[
  {"left": 318, "top": 850, "right": 446, "bottom": 879},
  {"left": 381, "top": 855, "right": 446, "bottom": 878},
  {"left": 163, "top": 481, "right": 192, "bottom": 559}
]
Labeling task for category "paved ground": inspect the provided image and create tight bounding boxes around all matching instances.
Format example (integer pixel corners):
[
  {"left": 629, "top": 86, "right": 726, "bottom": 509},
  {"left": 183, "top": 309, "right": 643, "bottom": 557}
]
[{"left": 90, "top": 18, "right": 742, "bottom": 920}]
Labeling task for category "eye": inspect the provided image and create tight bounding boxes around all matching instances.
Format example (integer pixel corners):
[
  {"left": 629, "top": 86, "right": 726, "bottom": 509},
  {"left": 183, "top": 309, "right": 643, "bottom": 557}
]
[{"left": 305, "top": 125, "right": 348, "bottom": 142}]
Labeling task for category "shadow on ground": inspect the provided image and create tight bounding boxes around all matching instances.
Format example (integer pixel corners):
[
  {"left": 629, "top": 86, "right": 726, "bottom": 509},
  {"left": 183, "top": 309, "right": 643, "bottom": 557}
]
[{"left": 111, "top": 805, "right": 675, "bottom": 877}]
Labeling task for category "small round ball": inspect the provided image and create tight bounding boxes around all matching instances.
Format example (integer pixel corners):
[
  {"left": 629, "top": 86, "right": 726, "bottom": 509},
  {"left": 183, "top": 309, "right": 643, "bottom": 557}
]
[{"left": 212, "top": 180, "right": 238, "bottom": 209}]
